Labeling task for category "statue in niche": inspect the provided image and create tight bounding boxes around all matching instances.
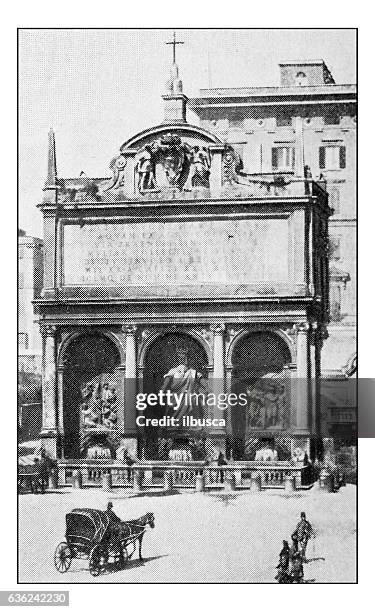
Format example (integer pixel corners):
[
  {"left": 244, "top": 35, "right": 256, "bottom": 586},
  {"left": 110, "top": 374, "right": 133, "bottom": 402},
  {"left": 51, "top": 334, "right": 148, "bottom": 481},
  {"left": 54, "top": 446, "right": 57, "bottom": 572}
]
[
  {"left": 191, "top": 146, "right": 211, "bottom": 188},
  {"left": 159, "top": 347, "right": 206, "bottom": 422},
  {"left": 135, "top": 145, "right": 157, "bottom": 191}
]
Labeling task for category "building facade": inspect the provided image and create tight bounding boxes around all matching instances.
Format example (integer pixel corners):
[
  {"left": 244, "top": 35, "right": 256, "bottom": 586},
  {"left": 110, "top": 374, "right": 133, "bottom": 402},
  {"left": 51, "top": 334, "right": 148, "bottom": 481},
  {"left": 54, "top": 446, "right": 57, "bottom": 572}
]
[
  {"left": 190, "top": 60, "right": 357, "bottom": 444},
  {"left": 35, "top": 57, "right": 343, "bottom": 463},
  {"left": 18, "top": 229, "right": 44, "bottom": 373}
]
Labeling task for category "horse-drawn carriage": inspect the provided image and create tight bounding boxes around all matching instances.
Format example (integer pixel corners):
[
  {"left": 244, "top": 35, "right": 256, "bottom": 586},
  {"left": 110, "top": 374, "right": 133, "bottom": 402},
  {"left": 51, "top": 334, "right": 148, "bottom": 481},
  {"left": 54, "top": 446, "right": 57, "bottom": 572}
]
[
  {"left": 18, "top": 462, "right": 48, "bottom": 494},
  {"left": 54, "top": 506, "right": 155, "bottom": 577}
]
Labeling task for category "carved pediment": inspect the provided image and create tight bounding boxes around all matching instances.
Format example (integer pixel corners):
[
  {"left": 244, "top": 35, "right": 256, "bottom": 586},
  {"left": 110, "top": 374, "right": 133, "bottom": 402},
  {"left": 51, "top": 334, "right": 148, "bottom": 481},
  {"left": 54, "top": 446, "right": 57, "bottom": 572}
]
[{"left": 105, "top": 123, "right": 223, "bottom": 194}]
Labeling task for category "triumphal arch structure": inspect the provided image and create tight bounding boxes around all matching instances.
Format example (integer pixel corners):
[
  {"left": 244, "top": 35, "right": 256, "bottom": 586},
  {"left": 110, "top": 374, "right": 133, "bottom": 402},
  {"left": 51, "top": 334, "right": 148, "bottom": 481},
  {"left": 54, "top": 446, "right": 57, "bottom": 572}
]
[{"left": 35, "top": 55, "right": 331, "bottom": 464}]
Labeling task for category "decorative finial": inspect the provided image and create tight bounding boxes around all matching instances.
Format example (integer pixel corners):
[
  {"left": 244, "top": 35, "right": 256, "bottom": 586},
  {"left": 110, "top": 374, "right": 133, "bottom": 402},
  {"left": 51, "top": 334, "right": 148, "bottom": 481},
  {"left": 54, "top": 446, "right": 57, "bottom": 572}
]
[
  {"left": 165, "top": 31, "right": 184, "bottom": 94},
  {"left": 165, "top": 31, "right": 184, "bottom": 65},
  {"left": 44, "top": 128, "right": 58, "bottom": 188}
]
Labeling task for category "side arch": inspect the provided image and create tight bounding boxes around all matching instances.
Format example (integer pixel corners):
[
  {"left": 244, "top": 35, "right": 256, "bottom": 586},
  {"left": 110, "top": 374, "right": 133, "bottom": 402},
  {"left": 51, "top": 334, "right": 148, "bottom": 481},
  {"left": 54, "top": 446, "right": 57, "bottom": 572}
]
[
  {"left": 226, "top": 328, "right": 295, "bottom": 369},
  {"left": 58, "top": 329, "right": 126, "bottom": 368}
]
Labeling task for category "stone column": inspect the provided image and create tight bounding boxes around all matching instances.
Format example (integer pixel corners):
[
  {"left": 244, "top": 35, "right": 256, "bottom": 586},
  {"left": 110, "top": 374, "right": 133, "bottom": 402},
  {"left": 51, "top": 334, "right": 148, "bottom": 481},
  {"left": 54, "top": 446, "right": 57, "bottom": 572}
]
[
  {"left": 206, "top": 324, "right": 226, "bottom": 455},
  {"left": 122, "top": 325, "right": 138, "bottom": 455},
  {"left": 212, "top": 323, "right": 225, "bottom": 381},
  {"left": 208, "top": 145, "right": 225, "bottom": 191},
  {"left": 294, "top": 116, "right": 305, "bottom": 178},
  {"left": 291, "top": 322, "right": 312, "bottom": 460},
  {"left": 57, "top": 366, "right": 65, "bottom": 456},
  {"left": 295, "top": 322, "right": 310, "bottom": 432},
  {"left": 40, "top": 325, "right": 59, "bottom": 457},
  {"left": 310, "top": 323, "right": 318, "bottom": 437}
]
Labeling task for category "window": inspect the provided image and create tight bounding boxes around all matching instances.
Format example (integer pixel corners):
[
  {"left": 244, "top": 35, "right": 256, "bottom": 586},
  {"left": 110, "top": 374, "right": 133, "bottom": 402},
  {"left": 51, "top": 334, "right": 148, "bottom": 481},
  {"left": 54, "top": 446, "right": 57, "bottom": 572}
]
[
  {"left": 319, "top": 146, "right": 346, "bottom": 170},
  {"left": 330, "top": 187, "right": 340, "bottom": 213},
  {"left": 272, "top": 146, "right": 295, "bottom": 170},
  {"left": 329, "top": 237, "right": 341, "bottom": 261},
  {"left": 295, "top": 71, "right": 308, "bottom": 86},
  {"left": 231, "top": 118, "right": 244, "bottom": 129},
  {"left": 276, "top": 115, "right": 293, "bottom": 127}
]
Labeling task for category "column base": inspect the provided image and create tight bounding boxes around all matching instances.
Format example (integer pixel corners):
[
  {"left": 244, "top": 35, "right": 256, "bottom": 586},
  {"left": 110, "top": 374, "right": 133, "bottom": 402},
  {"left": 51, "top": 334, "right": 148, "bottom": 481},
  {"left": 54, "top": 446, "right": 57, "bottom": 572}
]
[
  {"left": 39, "top": 429, "right": 62, "bottom": 459},
  {"left": 116, "top": 436, "right": 138, "bottom": 461}
]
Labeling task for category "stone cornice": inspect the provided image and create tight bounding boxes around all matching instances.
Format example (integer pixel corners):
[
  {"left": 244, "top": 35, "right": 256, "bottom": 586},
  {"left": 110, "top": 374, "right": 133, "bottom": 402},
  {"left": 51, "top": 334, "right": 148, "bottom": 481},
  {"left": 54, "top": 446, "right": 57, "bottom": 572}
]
[{"left": 36, "top": 193, "right": 331, "bottom": 217}]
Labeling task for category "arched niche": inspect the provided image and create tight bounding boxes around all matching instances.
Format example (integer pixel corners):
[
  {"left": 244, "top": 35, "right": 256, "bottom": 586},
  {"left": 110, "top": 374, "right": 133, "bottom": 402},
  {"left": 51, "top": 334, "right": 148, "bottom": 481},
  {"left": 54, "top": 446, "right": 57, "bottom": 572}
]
[
  {"left": 229, "top": 331, "right": 293, "bottom": 449},
  {"left": 60, "top": 332, "right": 121, "bottom": 458},
  {"left": 139, "top": 329, "right": 212, "bottom": 372},
  {"left": 141, "top": 331, "right": 209, "bottom": 401},
  {"left": 141, "top": 331, "right": 206, "bottom": 419},
  {"left": 227, "top": 328, "right": 295, "bottom": 369},
  {"left": 58, "top": 330, "right": 125, "bottom": 368}
]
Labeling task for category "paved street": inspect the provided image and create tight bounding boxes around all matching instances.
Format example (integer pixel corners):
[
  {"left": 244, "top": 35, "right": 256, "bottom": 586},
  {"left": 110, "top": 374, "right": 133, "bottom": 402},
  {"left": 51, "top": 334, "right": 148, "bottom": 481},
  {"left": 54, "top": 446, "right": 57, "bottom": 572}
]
[{"left": 19, "top": 485, "right": 356, "bottom": 583}]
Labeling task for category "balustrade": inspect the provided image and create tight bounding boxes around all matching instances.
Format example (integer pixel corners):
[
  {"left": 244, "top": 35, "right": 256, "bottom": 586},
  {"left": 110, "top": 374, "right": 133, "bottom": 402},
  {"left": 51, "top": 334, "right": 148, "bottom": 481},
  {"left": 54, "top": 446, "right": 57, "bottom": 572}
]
[{"left": 56, "top": 460, "right": 313, "bottom": 491}]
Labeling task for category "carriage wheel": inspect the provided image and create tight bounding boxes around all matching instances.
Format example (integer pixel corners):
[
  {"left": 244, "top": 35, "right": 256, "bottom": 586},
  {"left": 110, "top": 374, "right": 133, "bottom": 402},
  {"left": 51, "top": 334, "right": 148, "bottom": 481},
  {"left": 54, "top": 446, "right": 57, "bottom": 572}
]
[
  {"left": 89, "top": 545, "right": 104, "bottom": 577},
  {"left": 54, "top": 542, "right": 72, "bottom": 573}
]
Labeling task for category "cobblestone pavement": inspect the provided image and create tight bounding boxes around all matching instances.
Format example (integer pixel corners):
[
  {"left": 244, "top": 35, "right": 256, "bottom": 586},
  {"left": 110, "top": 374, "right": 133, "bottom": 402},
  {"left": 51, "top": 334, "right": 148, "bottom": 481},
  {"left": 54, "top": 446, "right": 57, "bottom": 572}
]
[{"left": 18, "top": 485, "right": 356, "bottom": 583}]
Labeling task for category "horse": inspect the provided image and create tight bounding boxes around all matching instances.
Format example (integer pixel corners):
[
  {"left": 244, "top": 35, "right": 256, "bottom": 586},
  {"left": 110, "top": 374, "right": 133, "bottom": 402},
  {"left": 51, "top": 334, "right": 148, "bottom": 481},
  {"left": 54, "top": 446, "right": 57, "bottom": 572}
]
[{"left": 113, "top": 512, "right": 155, "bottom": 563}]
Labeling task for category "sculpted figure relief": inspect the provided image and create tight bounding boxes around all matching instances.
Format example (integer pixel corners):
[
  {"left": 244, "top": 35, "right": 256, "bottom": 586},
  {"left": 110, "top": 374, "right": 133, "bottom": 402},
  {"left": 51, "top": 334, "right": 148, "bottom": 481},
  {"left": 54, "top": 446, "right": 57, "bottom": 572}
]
[
  {"left": 135, "top": 145, "right": 157, "bottom": 191},
  {"left": 106, "top": 154, "right": 127, "bottom": 190},
  {"left": 191, "top": 146, "right": 211, "bottom": 188},
  {"left": 80, "top": 381, "right": 118, "bottom": 429},
  {"left": 245, "top": 379, "right": 288, "bottom": 430},
  {"left": 158, "top": 133, "right": 191, "bottom": 187},
  {"left": 135, "top": 133, "right": 211, "bottom": 192}
]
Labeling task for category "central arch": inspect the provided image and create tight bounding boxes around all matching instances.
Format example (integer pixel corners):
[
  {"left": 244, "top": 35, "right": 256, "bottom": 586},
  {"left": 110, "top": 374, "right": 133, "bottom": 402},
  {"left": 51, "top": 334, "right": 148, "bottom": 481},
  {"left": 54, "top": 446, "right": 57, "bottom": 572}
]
[
  {"left": 141, "top": 331, "right": 209, "bottom": 458},
  {"left": 142, "top": 331, "right": 209, "bottom": 399}
]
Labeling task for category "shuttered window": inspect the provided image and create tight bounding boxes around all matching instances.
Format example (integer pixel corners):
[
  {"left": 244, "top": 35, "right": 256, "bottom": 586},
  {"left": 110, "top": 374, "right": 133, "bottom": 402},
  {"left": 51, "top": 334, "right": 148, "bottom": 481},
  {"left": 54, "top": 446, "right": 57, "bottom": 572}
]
[
  {"left": 271, "top": 146, "right": 295, "bottom": 170},
  {"left": 319, "top": 146, "right": 346, "bottom": 170}
]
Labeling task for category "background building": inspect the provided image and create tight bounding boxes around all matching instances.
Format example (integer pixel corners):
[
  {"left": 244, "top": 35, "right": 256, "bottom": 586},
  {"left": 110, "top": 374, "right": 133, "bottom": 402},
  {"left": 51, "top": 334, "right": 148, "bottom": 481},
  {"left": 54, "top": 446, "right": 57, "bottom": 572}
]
[
  {"left": 18, "top": 228, "right": 44, "bottom": 372},
  {"left": 18, "top": 229, "right": 44, "bottom": 441},
  {"left": 190, "top": 60, "right": 357, "bottom": 446},
  {"left": 189, "top": 59, "right": 356, "bottom": 378}
]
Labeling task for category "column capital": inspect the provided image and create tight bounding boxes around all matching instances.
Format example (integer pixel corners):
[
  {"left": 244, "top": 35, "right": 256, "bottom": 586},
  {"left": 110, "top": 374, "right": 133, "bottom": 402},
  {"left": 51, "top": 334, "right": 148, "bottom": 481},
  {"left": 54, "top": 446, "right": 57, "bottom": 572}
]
[
  {"left": 293, "top": 322, "right": 310, "bottom": 334},
  {"left": 209, "top": 323, "right": 226, "bottom": 334},
  {"left": 40, "top": 324, "right": 57, "bottom": 338},
  {"left": 122, "top": 324, "right": 138, "bottom": 335}
]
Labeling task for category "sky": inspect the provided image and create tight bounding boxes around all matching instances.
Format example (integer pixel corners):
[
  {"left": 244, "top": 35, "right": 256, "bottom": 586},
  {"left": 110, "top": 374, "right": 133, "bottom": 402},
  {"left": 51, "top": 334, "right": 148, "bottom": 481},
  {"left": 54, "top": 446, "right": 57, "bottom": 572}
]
[{"left": 19, "top": 28, "right": 356, "bottom": 237}]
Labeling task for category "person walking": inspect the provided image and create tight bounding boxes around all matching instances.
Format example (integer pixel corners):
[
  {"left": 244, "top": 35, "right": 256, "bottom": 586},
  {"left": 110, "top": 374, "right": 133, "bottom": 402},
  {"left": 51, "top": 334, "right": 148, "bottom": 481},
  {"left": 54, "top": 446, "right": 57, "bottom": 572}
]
[
  {"left": 290, "top": 534, "right": 304, "bottom": 583},
  {"left": 292, "top": 512, "right": 314, "bottom": 562},
  {"left": 275, "top": 540, "right": 290, "bottom": 583}
]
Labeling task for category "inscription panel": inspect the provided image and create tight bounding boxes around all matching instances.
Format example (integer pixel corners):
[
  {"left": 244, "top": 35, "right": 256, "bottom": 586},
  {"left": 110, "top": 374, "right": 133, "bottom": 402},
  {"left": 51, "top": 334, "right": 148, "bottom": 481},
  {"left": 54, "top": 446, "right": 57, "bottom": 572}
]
[{"left": 62, "top": 219, "right": 289, "bottom": 286}]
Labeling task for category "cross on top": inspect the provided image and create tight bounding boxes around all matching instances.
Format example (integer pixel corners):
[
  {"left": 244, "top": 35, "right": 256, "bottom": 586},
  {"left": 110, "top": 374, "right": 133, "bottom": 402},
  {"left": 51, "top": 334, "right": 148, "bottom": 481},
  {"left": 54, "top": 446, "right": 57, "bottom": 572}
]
[{"left": 165, "top": 31, "right": 184, "bottom": 64}]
